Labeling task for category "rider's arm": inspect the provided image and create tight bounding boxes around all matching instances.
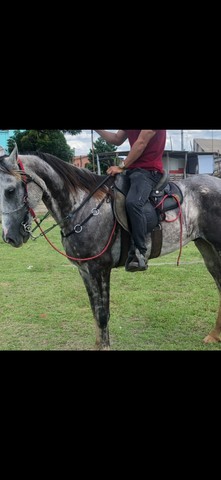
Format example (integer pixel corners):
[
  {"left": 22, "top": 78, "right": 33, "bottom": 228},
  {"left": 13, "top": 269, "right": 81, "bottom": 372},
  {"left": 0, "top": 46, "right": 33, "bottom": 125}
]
[{"left": 94, "top": 130, "right": 128, "bottom": 146}]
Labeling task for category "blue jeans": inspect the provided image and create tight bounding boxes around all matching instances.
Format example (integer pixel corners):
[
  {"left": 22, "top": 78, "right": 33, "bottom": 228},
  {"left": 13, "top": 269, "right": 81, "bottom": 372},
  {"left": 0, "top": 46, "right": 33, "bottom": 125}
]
[{"left": 125, "top": 168, "right": 162, "bottom": 255}]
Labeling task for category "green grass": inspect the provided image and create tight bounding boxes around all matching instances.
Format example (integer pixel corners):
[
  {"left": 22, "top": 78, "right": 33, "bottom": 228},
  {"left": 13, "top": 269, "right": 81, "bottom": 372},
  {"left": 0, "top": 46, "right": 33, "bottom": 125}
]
[{"left": 0, "top": 220, "right": 220, "bottom": 350}]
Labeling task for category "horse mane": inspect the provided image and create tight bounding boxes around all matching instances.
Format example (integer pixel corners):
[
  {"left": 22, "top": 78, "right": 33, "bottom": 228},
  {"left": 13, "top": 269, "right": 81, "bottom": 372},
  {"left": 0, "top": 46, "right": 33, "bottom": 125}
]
[{"left": 35, "top": 152, "right": 113, "bottom": 198}]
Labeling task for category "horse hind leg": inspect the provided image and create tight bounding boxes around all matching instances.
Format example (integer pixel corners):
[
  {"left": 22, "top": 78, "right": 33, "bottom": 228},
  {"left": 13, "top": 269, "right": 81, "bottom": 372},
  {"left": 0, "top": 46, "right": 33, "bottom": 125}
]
[{"left": 194, "top": 238, "right": 221, "bottom": 343}]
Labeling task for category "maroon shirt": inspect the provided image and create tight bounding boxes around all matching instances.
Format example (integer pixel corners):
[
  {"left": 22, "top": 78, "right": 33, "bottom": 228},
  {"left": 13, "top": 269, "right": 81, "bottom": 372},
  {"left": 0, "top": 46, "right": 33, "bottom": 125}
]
[{"left": 124, "top": 130, "right": 166, "bottom": 173}]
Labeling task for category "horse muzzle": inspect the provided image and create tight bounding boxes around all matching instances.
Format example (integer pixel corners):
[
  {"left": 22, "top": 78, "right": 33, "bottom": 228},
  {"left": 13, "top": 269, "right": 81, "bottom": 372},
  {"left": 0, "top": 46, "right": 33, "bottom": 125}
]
[
  {"left": 3, "top": 232, "right": 30, "bottom": 248},
  {"left": 2, "top": 222, "right": 31, "bottom": 247}
]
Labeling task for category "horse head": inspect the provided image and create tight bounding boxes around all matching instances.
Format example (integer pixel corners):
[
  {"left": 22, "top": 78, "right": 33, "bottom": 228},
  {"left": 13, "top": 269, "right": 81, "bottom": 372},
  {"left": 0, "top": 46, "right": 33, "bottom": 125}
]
[{"left": 0, "top": 145, "right": 44, "bottom": 247}]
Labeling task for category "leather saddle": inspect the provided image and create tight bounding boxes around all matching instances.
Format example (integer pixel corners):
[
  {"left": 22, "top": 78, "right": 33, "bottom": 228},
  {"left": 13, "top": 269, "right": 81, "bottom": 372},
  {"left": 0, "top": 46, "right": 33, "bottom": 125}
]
[{"left": 113, "top": 170, "right": 183, "bottom": 232}]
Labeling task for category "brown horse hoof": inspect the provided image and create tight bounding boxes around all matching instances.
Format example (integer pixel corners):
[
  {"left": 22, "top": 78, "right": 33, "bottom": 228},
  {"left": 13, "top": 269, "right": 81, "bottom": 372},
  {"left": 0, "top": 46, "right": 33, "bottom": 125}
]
[{"left": 204, "top": 335, "right": 221, "bottom": 344}]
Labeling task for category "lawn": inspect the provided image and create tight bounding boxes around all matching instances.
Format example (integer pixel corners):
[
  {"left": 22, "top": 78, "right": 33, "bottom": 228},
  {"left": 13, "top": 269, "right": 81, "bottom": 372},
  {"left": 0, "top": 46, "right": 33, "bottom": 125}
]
[{"left": 0, "top": 220, "right": 220, "bottom": 350}]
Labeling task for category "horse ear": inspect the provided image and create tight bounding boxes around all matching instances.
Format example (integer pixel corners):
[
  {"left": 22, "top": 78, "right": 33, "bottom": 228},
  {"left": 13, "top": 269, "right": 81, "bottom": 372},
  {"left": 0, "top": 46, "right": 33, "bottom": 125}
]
[{"left": 7, "top": 143, "right": 18, "bottom": 167}]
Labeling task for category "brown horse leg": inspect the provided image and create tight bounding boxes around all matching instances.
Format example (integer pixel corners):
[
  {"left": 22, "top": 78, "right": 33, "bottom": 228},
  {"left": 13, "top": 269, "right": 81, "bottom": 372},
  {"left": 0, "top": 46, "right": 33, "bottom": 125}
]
[
  {"left": 194, "top": 239, "right": 221, "bottom": 343},
  {"left": 204, "top": 300, "right": 221, "bottom": 343}
]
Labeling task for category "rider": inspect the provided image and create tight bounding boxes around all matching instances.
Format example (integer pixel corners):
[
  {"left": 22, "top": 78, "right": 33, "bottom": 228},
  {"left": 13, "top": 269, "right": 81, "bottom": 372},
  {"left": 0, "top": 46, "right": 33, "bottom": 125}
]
[{"left": 94, "top": 130, "right": 166, "bottom": 272}]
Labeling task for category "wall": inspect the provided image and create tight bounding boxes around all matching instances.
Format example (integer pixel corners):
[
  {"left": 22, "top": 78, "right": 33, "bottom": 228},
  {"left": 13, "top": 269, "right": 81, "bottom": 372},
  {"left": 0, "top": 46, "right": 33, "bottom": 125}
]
[{"left": 0, "top": 130, "right": 15, "bottom": 151}]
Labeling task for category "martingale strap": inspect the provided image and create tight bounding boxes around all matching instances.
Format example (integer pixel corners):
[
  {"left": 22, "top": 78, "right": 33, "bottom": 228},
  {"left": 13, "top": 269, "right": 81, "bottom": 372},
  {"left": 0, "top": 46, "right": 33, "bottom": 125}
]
[{"left": 61, "top": 196, "right": 107, "bottom": 238}]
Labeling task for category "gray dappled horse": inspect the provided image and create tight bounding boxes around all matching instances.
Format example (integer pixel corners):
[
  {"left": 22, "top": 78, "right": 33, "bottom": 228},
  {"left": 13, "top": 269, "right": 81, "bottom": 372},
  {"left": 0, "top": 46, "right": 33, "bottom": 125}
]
[{"left": 0, "top": 145, "right": 221, "bottom": 349}]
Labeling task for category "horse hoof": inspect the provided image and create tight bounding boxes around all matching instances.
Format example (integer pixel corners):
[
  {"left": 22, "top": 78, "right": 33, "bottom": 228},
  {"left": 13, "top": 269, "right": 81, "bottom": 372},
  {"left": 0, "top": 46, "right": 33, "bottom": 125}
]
[
  {"left": 204, "top": 335, "right": 221, "bottom": 344},
  {"left": 95, "top": 343, "right": 110, "bottom": 351}
]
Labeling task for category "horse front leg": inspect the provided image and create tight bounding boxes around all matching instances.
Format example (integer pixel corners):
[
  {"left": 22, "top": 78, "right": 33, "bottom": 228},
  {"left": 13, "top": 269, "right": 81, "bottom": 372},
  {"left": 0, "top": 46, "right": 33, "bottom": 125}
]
[{"left": 79, "top": 265, "right": 111, "bottom": 350}]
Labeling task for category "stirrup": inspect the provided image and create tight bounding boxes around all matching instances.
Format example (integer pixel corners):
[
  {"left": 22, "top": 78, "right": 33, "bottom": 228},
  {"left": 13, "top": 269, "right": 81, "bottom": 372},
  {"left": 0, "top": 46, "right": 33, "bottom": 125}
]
[{"left": 125, "top": 249, "right": 148, "bottom": 272}]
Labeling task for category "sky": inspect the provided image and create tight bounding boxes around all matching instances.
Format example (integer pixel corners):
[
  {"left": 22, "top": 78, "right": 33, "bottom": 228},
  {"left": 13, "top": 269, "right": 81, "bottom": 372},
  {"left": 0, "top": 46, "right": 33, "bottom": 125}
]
[{"left": 65, "top": 130, "right": 221, "bottom": 157}]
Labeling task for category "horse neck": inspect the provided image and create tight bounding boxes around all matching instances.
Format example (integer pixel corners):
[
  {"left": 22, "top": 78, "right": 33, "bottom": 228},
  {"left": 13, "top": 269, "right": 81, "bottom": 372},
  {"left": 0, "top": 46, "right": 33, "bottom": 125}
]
[
  {"left": 20, "top": 155, "right": 76, "bottom": 219},
  {"left": 19, "top": 155, "right": 58, "bottom": 191}
]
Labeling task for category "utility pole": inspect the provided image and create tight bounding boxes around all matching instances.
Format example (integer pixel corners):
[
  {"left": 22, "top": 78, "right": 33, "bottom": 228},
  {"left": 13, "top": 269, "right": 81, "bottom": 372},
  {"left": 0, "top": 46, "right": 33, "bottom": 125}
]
[
  {"left": 91, "top": 130, "right": 95, "bottom": 172},
  {"left": 181, "top": 130, "right": 184, "bottom": 151}
]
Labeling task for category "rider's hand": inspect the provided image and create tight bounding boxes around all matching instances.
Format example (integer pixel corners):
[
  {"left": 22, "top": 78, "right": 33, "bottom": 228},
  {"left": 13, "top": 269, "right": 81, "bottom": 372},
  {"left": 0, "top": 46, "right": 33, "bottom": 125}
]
[{"left": 107, "top": 166, "right": 124, "bottom": 176}]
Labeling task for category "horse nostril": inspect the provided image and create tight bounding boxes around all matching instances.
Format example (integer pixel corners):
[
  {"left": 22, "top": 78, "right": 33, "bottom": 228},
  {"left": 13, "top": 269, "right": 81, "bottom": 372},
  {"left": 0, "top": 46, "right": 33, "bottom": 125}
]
[
  {"left": 5, "top": 237, "right": 16, "bottom": 245},
  {"left": 4, "top": 237, "right": 17, "bottom": 247}
]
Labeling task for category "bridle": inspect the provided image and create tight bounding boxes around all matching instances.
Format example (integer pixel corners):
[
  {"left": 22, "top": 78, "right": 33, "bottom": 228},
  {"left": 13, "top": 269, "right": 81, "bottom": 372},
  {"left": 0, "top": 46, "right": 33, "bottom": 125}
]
[
  {"left": 1, "top": 158, "right": 44, "bottom": 227},
  {"left": 17, "top": 158, "right": 44, "bottom": 234}
]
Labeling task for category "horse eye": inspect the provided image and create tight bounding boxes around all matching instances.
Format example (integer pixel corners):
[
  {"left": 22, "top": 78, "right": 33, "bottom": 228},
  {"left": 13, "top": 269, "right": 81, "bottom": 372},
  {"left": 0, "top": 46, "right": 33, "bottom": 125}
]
[{"left": 5, "top": 187, "right": 15, "bottom": 198}]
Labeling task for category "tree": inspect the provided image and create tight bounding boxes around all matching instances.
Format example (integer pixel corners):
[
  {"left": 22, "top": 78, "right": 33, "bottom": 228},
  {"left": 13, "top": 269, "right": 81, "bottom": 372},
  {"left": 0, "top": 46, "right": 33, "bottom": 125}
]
[
  {"left": 61, "top": 130, "right": 81, "bottom": 135},
  {"left": 7, "top": 130, "right": 82, "bottom": 163},
  {"left": 88, "top": 137, "right": 118, "bottom": 174}
]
